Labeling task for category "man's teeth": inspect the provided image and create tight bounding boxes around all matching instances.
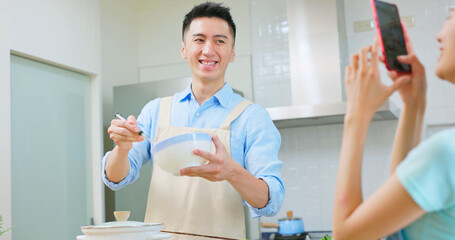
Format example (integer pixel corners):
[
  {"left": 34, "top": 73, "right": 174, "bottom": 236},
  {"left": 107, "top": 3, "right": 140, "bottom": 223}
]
[{"left": 201, "top": 61, "right": 216, "bottom": 66}]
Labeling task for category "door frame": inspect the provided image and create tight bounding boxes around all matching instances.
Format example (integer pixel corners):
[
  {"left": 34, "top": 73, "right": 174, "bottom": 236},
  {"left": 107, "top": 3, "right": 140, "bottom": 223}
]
[{"left": 10, "top": 50, "right": 105, "bottom": 225}]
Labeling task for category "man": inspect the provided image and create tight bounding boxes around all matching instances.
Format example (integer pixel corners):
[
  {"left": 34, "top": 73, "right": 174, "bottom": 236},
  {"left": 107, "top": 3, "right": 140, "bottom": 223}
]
[{"left": 103, "top": 2, "right": 284, "bottom": 239}]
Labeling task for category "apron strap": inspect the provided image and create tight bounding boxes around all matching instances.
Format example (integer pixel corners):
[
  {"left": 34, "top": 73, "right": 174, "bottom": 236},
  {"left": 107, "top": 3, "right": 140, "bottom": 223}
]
[
  {"left": 158, "top": 96, "right": 173, "bottom": 127},
  {"left": 219, "top": 99, "right": 253, "bottom": 130}
]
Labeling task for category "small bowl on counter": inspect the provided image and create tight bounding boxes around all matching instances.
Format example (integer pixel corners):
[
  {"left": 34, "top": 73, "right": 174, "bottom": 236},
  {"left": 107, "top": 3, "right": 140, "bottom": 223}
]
[{"left": 77, "top": 211, "right": 170, "bottom": 240}]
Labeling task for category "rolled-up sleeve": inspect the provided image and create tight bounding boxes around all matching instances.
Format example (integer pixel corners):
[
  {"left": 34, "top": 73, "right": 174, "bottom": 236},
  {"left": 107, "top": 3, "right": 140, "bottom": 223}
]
[
  {"left": 239, "top": 104, "right": 285, "bottom": 217},
  {"left": 101, "top": 146, "right": 144, "bottom": 190},
  {"left": 248, "top": 175, "right": 285, "bottom": 217}
]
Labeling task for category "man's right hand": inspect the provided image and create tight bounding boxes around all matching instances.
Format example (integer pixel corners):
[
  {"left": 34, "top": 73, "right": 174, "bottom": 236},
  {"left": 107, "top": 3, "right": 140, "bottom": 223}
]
[{"left": 108, "top": 115, "right": 144, "bottom": 151}]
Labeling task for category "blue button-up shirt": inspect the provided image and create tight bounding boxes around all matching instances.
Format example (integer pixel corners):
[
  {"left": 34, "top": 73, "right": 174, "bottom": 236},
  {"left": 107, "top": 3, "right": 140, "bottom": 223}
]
[{"left": 102, "top": 83, "right": 284, "bottom": 217}]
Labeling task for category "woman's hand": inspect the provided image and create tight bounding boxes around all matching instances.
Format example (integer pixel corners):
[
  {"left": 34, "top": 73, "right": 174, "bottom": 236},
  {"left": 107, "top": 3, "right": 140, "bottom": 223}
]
[
  {"left": 381, "top": 24, "right": 427, "bottom": 107},
  {"left": 345, "top": 38, "right": 410, "bottom": 121}
]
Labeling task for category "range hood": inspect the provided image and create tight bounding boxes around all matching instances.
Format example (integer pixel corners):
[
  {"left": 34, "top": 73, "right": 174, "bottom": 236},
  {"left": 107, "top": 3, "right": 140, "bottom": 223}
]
[
  {"left": 258, "top": 0, "right": 400, "bottom": 128},
  {"left": 267, "top": 100, "right": 400, "bottom": 128}
]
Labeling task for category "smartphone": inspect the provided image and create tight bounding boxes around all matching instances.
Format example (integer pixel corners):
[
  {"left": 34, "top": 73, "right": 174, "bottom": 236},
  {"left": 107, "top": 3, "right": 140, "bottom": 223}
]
[{"left": 371, "top": 0, "right": 411, "bottom": 72}]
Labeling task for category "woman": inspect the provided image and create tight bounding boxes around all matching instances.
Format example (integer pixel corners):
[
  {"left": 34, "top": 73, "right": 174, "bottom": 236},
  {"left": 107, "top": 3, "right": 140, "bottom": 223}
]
[{"left": 332, "top": 8, "right": 455, "bottom": 240}]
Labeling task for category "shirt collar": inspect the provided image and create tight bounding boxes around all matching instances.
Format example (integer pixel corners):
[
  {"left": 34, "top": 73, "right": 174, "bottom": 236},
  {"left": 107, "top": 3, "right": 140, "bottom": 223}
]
[
  {"left": 177, "top": 82, "right": 234, "bottom": 108},
  {"left": 177, "top": 82, "right": 193, "bottom": 102},
  {"left": 213, "top": 82, "right": 233, "bottom": 108}
]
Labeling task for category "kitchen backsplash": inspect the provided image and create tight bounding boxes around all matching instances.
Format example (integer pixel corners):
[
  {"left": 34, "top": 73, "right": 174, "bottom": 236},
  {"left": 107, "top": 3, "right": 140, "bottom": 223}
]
[
  {"left": 260, "top": 0, "right": 455, "bottom": 232},
  {"left": 261, "top": 120, "right": 397, "bottom": 231}
]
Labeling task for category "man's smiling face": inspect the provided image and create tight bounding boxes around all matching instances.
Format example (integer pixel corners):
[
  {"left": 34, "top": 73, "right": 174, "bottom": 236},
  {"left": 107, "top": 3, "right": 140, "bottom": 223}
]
[{"left": 181, "top": 17, "right": 236, "bottom": 84}]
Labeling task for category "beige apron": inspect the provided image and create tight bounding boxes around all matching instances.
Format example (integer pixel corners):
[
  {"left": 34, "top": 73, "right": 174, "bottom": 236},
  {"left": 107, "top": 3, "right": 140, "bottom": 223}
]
[{"left": 144, "top": 96, "right": 253, "bottom": 240}]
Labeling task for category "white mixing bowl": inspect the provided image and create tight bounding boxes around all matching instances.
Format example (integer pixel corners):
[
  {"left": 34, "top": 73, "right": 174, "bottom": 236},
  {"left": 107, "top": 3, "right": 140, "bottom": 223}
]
[{"left": 152, "top": 132, "right": 212, "bottom": 176}]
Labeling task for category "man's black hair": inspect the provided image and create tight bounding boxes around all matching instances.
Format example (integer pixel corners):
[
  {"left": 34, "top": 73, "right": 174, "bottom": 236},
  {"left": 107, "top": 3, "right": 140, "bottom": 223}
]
[{"left": 182, "top": 2, "right": 236, "bottom": 44}]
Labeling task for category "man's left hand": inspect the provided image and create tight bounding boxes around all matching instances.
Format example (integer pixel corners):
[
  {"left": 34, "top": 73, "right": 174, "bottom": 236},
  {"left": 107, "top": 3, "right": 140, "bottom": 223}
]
[{"left": 180, "top": 134, "right": 239, "bottom": 182}]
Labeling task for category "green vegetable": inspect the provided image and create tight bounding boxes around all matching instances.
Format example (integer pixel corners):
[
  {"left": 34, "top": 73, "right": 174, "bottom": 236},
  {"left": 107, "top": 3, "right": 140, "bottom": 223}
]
[
  {"left": 0, "top": 215, "right": 12, "bottom": 237},
  {"left": 321, "top": 234, "right": 333, "bottom": 240}
]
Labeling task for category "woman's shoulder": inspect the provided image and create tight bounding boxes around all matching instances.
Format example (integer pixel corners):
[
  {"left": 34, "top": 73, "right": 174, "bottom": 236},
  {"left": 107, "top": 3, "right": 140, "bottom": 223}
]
[
  {"left": 420, "top": 127, "right": 455, "bottom": 155},
  {"left": 398, "top": 127, "right": 454, "bottom": 168},
  {"left": 401, "top": 127, "right": 455, "bottom": 170},
  {"left": 397, "top": 128, "right": 455, "bottom": 212}
]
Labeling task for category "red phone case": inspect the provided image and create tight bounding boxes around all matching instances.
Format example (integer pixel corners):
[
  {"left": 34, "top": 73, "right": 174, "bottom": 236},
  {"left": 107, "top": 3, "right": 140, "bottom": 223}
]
[{"left": 371, "top": 0, "right": 409, "bottom": 72}]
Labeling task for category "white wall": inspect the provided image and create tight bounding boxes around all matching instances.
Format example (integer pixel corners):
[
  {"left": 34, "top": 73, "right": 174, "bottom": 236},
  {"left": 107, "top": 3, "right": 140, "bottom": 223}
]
[
  {"left": 100, "top": 0, "right": 139, "bottom": 142},
  {"left": 1, "top": 2, "right": 106, "bottom": 239},
  {"left": 99, "top": 0, "right": 139, "bottom": 222},
  {"left": 11, "top": 0, "right": 101, "bottom": 74},
  {"left": 0, "top": 0, "right": 12, "bottom": 239},
  {"left": 136, "top": 0, "right": 254, "bottom": 100},
  {"left": 261, "top": 0, "right": 455, "bottom": 232}
]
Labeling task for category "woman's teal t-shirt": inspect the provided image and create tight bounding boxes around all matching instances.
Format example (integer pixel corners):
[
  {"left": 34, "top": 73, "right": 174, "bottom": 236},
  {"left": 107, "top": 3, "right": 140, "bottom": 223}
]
[{"left": 396, "top": 128, "right": 455, "bottom": 239}]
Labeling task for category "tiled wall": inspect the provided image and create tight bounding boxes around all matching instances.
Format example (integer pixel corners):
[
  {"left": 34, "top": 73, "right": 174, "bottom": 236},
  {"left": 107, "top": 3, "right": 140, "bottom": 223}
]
[
  {"left": 250, "top": 0, "right": 292, "bottom": 108},
  {"left": 259, "top": 0, "right": 455, "bottom": 232},
  {"left": 261, "top": 120, "right": 397, "bottom": 231}
]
